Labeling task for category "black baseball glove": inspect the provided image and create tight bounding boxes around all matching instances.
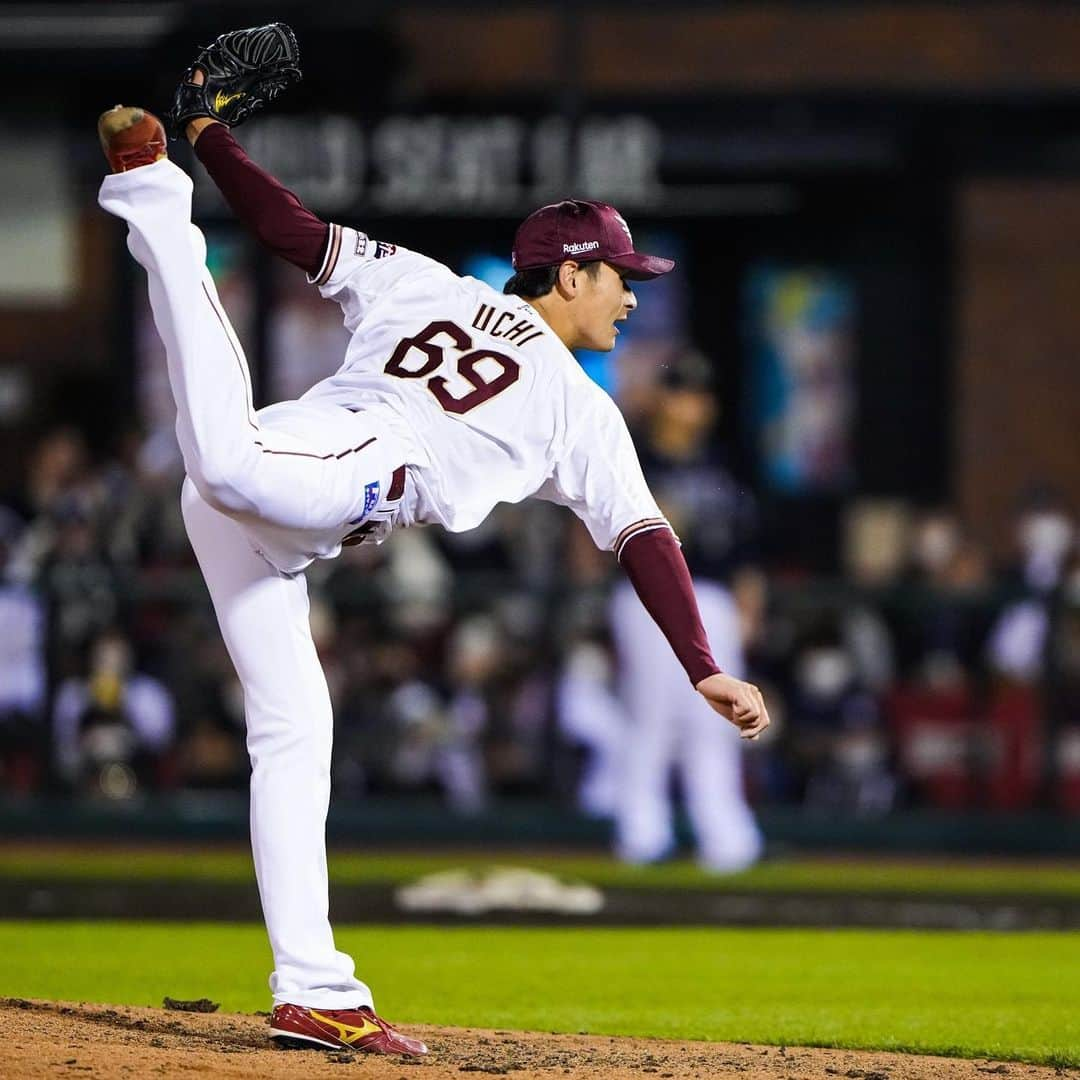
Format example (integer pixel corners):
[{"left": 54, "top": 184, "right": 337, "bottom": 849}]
[{"left": 166, "top": 22, "right": 302, "bottom": 138}]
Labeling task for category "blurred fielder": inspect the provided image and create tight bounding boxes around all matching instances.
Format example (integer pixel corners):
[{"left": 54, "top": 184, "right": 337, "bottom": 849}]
[
  {"left": 612, "top": 363, "right": 763, "bottom": 871},
  {"left": 95, "top": 22, "right": 769, "bottom": 1057}
]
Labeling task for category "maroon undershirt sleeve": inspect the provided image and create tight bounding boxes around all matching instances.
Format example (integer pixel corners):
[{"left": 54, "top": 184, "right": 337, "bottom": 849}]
[
  {"left": 192, "top": 123, "right": 329, "bottom": 277},
  {"left": 618, "top": 528, "right": 722, "bottom": 686}
]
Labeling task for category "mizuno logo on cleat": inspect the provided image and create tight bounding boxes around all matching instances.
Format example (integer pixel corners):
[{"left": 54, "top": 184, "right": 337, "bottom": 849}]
[{"left": 308, "top": 1010, "right": 382, "bottom": 1044}]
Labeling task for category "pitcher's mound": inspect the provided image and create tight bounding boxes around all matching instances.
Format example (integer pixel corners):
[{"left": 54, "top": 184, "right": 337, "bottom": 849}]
[{"left": 0, "top": 997, "right": 1059, "bottom": 1079}]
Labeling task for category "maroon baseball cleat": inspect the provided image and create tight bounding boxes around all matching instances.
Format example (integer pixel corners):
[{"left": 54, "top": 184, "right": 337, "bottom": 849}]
[
  {"left": 97, "top": 105, "right": 168, "bottom": 172},
  {"left": 269, "top": 1003, "right": 429, "bottom": 1056}
]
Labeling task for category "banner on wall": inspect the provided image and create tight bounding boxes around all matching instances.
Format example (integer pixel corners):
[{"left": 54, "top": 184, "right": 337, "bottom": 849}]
[
  {"left": 192, "top": 113, "right": 796, "bottom": 217},
  {"left": 744, "top": 264, "right": 856, "bottom": 494}
]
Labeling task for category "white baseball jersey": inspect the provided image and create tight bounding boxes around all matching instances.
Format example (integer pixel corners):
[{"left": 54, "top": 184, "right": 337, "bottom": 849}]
[{"left": 300, "top": 223, "right": 669, "bottom": 555}]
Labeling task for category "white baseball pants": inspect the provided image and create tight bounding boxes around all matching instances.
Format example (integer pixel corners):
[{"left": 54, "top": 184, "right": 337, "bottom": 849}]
[
  {"left": 99, "top": 158, "right": 397, "bottom": 1008},
  {"left": 610, "top": 580, "right": 763, "bottom": 872}
]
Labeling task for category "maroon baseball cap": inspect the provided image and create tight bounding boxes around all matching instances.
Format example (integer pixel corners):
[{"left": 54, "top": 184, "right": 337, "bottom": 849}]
[{"left": 511, "top": 200, "right": 675, "bottom": 280}]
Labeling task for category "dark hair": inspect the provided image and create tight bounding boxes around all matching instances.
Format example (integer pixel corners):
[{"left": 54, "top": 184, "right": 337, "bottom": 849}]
[{"left": 503, "top": 260, "right": 601, "bottom": 298}]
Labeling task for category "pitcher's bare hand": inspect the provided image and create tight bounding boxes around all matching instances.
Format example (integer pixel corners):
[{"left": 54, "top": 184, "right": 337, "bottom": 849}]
[{"left": 695, "top": 672, "right": 770, "bottom": 740}]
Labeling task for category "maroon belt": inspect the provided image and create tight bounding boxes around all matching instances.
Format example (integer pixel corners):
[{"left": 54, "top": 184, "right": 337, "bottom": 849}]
[
  {"left": 387, "top": 464, "right": 405, "bottom": 501},
  {"left": 342, "top": 465, "right": 405, "bottom": 547}
]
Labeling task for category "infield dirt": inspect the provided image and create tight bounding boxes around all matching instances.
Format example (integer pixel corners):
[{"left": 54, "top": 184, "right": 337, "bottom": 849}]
[{"left": 0, "top": 998, "right": 1069, "bottom": 1080}]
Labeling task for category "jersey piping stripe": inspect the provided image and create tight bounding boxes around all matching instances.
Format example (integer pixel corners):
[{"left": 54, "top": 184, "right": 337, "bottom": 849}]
[
  {"left": 252, "top": 436, "right": 377, "bottom": 461},
  {"left": 614, "top": 517, "right": 673, "bottom": 561},
  {"left": 202, "top": 280, "right": 259, "bottom": 431},
  {"left": 313, "top": 223, "right": 343, "bottom": 287}
]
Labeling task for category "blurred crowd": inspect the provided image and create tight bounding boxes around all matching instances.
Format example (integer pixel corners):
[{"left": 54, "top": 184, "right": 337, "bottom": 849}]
[{"left": 1, "top": 373, "right": 1079, "bottom": 824}]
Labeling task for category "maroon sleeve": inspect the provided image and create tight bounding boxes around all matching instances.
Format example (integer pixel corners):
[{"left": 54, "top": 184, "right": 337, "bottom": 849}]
[
  {"left": 192, "top": 123, "right": 329, "bottom": 277},
  {"left": 618, "top": 528, "right": 722, "bottom": 686}
]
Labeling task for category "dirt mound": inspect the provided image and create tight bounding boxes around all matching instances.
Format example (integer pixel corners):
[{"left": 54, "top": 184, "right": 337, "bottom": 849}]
[{"left": 0, "top": 998, "right": 1061, "bottom": 1079}]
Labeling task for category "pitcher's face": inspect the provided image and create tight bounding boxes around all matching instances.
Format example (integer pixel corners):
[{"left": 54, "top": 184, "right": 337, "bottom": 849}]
[{"left": 573, "top": 262, "right": 637, "bottom": 351}]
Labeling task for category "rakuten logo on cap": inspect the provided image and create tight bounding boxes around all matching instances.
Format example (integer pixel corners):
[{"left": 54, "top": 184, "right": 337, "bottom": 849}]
[
  {"left": 512, "top": 199, "right": 675, "bottom": 281},
  {"left": 563, "top": 240, "right": 600, "bottom": 255}
]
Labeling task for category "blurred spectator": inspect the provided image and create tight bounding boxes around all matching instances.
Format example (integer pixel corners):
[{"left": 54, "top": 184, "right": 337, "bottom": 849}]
[
  {"left": 987, "top": 493, "right": 1076, "bottom": 683},
  {"left": 1008, "top": 490, "right": 1076, "bottom": 595},
  {"left": 18, "top": 427, "right": 88, "bottom": 520},
  {"left": 840, "top": 500, "right": 904, "bottom": 692},
  {"left": 610, "top": 355, "right": 763, "bottom": 871},
  {"left": 37, "top": 496, "right": 124, "bottom": 682},
  {"left": 173, "top": 626, "right": 247, "bottom": 789},
  {"left": 98, "top": 424, "right": 191, "bottom": 571},
  {"left": 883, "top": 510, "right": 994, "bottom": 808},
  {"left": 787, "top": 626, "right": 896, "bottom": 815},
  {"left": 387, "top": 616, "right": 494, "bottom": 814},
  {"left": 976, "top": 496, "right": 1075, "bottom": 810},
  {"left": 380, "top": 530, "right": 454, "bottom": 635},
  {"left": 1050, "top": 562, "right": 1080, "bottom": 811},
  {"left": 0, "top": 509, "right": 46, "bottom": 794},
  {"left": 53, "top": 628, "right": 176, "bottom": 797},
  {"left": 893, "top": 508, "right": 994, "bottom": 688},
  {"left": 486, "top": 614, "right": 552, "bottom": 796}
]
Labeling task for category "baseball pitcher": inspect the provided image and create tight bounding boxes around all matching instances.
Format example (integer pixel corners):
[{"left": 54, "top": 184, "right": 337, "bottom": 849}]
[{"left": 95, "top": 22, "right": 769, "bottom": 1057}]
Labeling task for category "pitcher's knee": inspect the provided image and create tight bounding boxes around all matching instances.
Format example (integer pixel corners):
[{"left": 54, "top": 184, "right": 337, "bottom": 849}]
[{"left": 247, "top": 721, "right": 333, "bottom": 773}]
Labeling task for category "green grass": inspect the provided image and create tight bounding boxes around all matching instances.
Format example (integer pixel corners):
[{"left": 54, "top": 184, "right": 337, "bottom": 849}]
[
  {"left": 1, "top": 921, "right": 1077, "bottom": 1065},
  {"left": 2, "top": 846, "right": 1079, "bottom": 896}
]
